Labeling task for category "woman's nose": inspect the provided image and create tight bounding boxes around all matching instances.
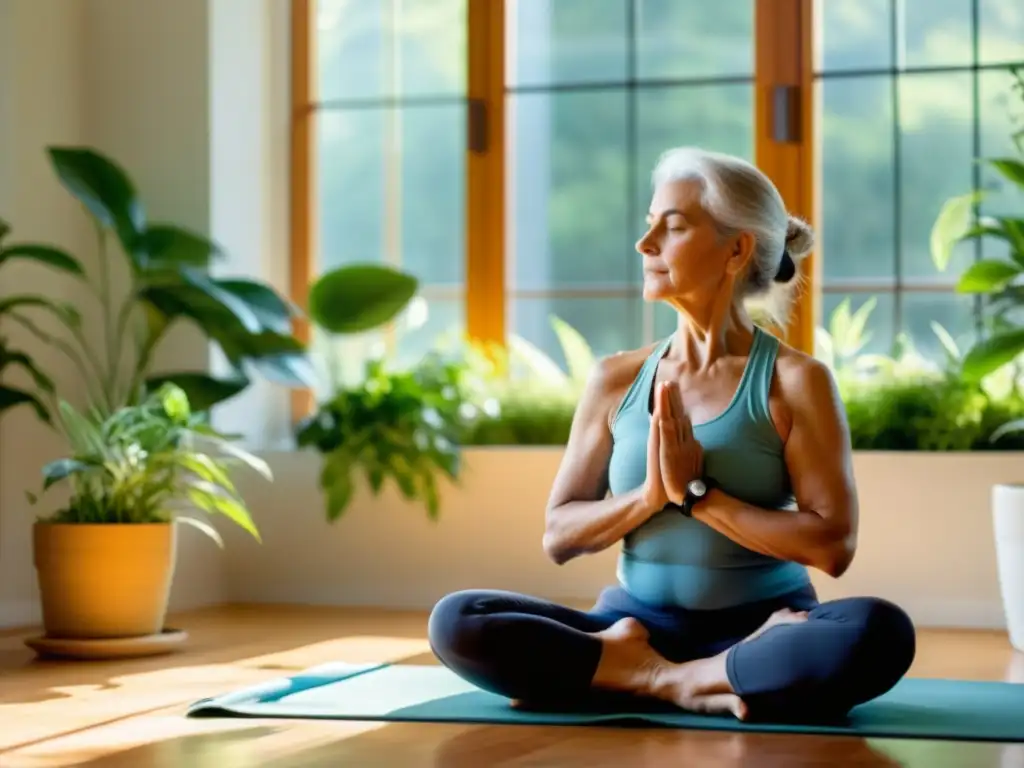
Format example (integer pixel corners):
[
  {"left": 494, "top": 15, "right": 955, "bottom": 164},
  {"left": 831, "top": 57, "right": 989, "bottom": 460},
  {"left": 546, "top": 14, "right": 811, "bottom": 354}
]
[{"left": 636, "top": 233, "right": 657, "bottom": 256}]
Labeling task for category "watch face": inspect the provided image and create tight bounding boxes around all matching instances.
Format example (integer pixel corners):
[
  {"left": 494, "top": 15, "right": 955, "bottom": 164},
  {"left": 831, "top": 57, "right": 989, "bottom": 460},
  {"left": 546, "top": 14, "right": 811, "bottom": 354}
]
[{"left": 688, "top": 479, "right": 706, "bottom": 496}]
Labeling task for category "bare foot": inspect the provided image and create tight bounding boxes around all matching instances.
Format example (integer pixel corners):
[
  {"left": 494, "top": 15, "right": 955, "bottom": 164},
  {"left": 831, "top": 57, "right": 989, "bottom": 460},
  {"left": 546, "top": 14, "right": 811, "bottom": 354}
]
[{"left": 590, "top": 618, "right": 748, "bottom": 720}]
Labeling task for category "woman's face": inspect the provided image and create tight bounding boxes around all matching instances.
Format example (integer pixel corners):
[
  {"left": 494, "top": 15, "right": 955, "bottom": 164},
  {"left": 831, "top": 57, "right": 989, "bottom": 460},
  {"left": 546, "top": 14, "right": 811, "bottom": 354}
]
[{"left": 635, "top": 179, "right": 753, "bottom": 305}]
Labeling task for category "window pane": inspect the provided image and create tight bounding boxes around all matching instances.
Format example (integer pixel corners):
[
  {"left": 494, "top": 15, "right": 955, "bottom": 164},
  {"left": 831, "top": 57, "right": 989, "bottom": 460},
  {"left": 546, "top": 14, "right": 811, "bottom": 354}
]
[
  {"left": 979, "top": 0, "right": 1024, "bottom": 66},
  {"left": 507, "top": 91, "right": 630, "bottom": 290},
  {"left": 635, "top": 84, "right": 755, "bottom": 230},
  {"left": 510, "top": 297, "right": 641, "bottom": 370},
  {"left": 819, "top": 77, "right": 896, "bottom": 283},
  {"left": 634, "top": 0, "right": 753, "bottom": 80},
  {"left": 821, "top": 292, "right": 896, "bottom": 359},
  {"left": 901, "top": 292, "right": 977, "bottom": 363},
  {"left": 400, "top": 105, "right": 466, "bottom": 285},
  {"left": 317, "top": 103, "right": 465, "bottom": 285},
  {"left": 900, "top": 72, "right": 975, "bottom": 279},
  {"left": 395, "top": 297, "right": 464, "bottom": 368},
  {"left": 506, "top": 0, "right": 629, "bottom": 89},
  {"left": 317, "top": 0, "right": 466, "bottom": 102},
  {"left": 318, "top": 109, "right": 385, "bottom": 270},
  {"left": 814, "top": 0, "right": 892, "bottom": 74},
  {"left": 901, "top": 0, "right": 973, "bottom": 69},
  {"left": 980, "top": 69, "right": 1024, "bottom": 262}
]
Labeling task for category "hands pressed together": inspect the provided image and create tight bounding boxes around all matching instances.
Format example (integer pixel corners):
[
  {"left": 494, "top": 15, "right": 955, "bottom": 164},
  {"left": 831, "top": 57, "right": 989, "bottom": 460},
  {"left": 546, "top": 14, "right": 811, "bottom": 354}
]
[{"left": 643, "top": 380, "right": 704, "bottom": 512}]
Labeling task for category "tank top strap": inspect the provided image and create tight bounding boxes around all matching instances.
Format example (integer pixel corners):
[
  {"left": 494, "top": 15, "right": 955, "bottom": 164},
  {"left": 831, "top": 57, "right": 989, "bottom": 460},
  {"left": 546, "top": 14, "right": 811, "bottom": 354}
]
[
  {"left": 740, "top": 326, "right": 780, "bottom": 422},
  {"left": 612, "top": 336, "right": 672, "bottom": 427}
]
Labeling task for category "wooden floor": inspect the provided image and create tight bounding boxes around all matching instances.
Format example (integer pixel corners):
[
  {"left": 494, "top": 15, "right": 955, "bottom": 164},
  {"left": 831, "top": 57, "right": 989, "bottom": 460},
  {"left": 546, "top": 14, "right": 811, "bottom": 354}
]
[{"left": 1, "top": 605, "right": 1022, "bottom": 767}]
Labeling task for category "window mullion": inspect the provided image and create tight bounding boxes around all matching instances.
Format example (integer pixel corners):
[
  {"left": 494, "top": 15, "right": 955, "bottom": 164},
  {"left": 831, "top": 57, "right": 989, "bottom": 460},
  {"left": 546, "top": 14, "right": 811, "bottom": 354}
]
[
  {"left": 754, "top": 0, "right": 816, "bottom": 354},
  {"left": 466, "top": 0, "right": 506, "bottom": 349}
]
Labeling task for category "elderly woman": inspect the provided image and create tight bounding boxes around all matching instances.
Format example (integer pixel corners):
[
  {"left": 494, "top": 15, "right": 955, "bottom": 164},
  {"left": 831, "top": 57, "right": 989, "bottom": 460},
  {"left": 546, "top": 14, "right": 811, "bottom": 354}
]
[{"left": 428, "top": 147, "right": 916, "bottom": 722}]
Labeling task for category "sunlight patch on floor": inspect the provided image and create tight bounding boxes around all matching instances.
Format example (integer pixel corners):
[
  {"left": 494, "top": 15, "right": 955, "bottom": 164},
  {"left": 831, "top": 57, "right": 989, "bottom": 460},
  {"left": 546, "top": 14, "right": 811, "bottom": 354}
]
[{"left": 0, "top": 634, "right": 430, "bottom": 752}]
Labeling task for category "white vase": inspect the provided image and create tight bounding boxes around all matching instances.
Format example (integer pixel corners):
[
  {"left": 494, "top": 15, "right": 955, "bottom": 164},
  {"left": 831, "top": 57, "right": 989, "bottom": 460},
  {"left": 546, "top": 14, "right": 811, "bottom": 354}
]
[{"left": 993, "top": 484, "right": 1024, "bottom": 652}]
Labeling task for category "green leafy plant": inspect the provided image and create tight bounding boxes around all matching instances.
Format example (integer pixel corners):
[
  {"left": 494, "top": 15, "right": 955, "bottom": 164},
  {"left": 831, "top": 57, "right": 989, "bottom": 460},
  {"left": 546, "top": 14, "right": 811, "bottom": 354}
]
[
  {"left": 29, "top": 382, "right": 267, "bottom": 543},
  {"left": 0, "top": 216, "right": 86, "bottom": 423},
  {"left": 296, "top": 352, "right": 483, "bottom": 520},
  {"left": 10, "top": 147, "right": 314, "bottom": 417},
  {"left": 297, "top": 261, "right": 483, "bottom": 521},
  {"left": 931, "top": 66, "right": 1024, "bottom": 383}
]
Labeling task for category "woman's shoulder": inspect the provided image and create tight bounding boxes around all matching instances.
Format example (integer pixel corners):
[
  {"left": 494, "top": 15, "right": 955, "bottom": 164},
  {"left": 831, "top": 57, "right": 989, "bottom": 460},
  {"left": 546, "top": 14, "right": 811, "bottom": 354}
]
[
  {"left": 590, "top": 341, "right": 662, "bottom": 394},
  {"left": 773, "top": 343, "right": 844, "bottom": 414},
  {"left": 575, "top": 342, "right": 662, "bottom": 426}
]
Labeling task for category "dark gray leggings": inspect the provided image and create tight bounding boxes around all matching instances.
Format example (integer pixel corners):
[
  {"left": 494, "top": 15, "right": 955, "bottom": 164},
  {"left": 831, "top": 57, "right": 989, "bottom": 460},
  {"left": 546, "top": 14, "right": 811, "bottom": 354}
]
[{"left": 427, "top": 584, "right": 916, "bottom": 721}]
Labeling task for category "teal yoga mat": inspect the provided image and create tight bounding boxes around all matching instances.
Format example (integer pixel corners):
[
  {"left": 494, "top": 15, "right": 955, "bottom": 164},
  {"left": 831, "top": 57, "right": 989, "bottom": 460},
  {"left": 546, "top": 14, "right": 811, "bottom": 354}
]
[{"left": 188, "top": 662, "right": 1024, "bottom": 742}]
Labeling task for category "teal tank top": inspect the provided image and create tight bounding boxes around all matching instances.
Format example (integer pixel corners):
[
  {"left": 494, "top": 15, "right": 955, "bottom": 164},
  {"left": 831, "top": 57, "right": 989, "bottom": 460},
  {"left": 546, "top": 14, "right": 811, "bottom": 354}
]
[{"left": 607, "top": 326, "right": 810, "bottom": 610}]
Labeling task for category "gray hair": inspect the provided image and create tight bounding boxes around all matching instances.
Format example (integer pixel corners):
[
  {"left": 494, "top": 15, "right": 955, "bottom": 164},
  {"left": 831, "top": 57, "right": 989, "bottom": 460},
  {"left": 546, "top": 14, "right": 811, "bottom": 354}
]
[{"left": 651, "top": 146, "right": 814, "bottom": 325}]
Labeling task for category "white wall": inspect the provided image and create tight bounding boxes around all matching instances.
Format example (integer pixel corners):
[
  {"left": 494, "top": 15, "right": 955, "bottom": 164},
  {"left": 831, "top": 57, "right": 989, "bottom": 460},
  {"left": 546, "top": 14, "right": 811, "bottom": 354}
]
[
  {"left": 0, "top": 0, "right": 293, "bottom": 629},
  {"left": 0, "top": 0, "right": 88, "bottom": 629},
  {"left": 224, "top": 449, "right": 1020, "bottom": 630}
]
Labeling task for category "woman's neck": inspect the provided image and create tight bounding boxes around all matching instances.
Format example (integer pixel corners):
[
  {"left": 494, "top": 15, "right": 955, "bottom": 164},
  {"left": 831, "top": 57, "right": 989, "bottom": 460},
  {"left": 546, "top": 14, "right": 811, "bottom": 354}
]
[{"left": 668, "top": 299, "right": 755, "bottom": 371}]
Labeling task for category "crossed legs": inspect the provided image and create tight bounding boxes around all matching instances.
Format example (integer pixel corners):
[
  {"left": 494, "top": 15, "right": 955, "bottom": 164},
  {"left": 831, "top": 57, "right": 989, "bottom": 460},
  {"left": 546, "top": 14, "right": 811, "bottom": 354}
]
[{"left": 427, "top": 589, "right": 916, "bottom": 721}]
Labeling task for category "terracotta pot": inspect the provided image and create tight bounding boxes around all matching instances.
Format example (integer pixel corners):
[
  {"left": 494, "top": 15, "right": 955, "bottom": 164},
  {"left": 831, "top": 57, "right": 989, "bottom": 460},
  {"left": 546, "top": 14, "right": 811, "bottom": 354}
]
[{"left": 33, "top": 522, "right": 177, "bottom": 639}]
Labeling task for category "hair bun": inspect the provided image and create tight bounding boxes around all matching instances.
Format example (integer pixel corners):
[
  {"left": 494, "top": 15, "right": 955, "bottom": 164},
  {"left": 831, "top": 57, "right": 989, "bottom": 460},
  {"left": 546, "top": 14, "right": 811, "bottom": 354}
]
[
  {"left": 773, "top": 251, "right": 797, "bottom": 283},
  {"left": 785, "top": 215, "right": 815, "bottom": 259}
]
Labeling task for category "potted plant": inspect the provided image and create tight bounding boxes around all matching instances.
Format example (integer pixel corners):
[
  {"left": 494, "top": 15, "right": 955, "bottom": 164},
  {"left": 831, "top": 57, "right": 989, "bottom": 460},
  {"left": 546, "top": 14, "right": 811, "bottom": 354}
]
[
  {"left": 28, "top": 383, "right": 267, "bottom": 640},
  {"left": 5, "top": 146, "right": 312, "bottom": 644},
  {"left": 930, "top": 65, "right": 1024, "bottom": 650},
  {"left": 293, "top": 263, "right": 485, "bottom": 520}
]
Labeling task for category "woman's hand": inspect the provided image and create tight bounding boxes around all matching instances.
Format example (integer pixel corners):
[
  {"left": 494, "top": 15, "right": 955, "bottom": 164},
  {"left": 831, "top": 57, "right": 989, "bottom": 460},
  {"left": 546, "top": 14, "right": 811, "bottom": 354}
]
[
  {"left": 657, "top": 380, "right": 703, "bottom": 505},
  {"left": 640, "top": 384, "right": 670, "bottom": 513}
]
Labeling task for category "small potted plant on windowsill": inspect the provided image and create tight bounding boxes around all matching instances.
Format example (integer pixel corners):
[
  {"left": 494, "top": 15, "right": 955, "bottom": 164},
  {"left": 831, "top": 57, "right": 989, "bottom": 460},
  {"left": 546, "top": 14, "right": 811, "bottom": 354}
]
[
  {"left": 293, "top": 263, "right": 486, "bottom": 521},
  {"left": 930, "top": 65, "right": 1024, "bottom": 651}
]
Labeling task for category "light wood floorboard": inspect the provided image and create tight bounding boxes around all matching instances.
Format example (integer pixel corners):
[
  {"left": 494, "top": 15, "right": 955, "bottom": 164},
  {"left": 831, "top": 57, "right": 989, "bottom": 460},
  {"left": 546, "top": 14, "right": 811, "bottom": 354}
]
[{"left": 1, "top": 604, "right": 1022, "bottom": 767}]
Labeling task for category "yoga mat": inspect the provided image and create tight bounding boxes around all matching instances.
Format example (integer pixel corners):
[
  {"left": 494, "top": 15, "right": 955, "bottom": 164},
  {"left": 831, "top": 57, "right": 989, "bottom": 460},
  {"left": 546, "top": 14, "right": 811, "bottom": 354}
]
[{"left": 188, "top": 662, "right": 1024, "bottom": 742}]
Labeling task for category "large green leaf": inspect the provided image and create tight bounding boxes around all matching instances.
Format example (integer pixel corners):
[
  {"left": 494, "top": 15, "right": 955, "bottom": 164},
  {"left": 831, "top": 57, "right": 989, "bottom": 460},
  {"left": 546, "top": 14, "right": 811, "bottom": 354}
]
[
  {"left": 0, "top": 244, "right": 85, "bottom": 276},
  {"left": 215, "top": 278, "right": 299, "bottom": 335},
  {"left": 321, "top": 452, "right": 355, "bottom": 521},
  {"left": 308, "top": 264, "right": 418, "bottom": 334},
  {"left": 961, "top": 329, "right": 1024, "bottom": 381},
  {"left": 134, "top": 224, "right": 224, "bottom": 270},
  {"left": 0, "top": 349, "right": 55, "bottom": 392},
  {"left": 956, "top": 259, "right": 1023, "bottom": 293},
  {"left": 144, "top": 372, "right": 250, "bottom": 411},
  {"left": 187, "top": 483, "right": 261, "bottom": 542},
  {"left": 178, "top": 270, "right": 262, "bottom": 333},
  {"left": 247, "top": 351, "right": 318, "bottom": 388},
  {"left": 989, "top": 157, "right": 1024, "bottom": 190},
  {"left": 930, "top": 190, "right": 984, "bottom": 272},
  {"left": 0, "top": 296, "right": 79, "bottom": 327},
  {"left": 47, "top": 147, "right": 144, "bottom": 248},
  {"left": 176, "top": 516, "right": 225, "bottom": 548},
  {"left": 962, "top": 216, "right": 1024, "bottom": 267},
  {"left": 41, "top": 458, "right": 94, "bottom": 489},
  {"left": 0, "top": 385, "right": 50, "bottom": 422},
  {"left": 141, "top": 284, "right": 314, "bottom": 388}
]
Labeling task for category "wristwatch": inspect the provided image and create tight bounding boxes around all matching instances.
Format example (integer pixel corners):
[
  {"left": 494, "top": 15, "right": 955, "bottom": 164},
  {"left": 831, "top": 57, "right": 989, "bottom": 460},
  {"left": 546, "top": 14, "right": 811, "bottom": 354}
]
[{"left": 680, "top": 477, "right": 716, "bottom": 517}]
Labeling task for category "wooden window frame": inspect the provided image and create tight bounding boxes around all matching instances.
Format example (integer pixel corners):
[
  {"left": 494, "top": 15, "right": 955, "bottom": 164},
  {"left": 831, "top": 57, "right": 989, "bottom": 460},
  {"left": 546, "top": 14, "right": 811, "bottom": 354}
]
[{"left": 288, "top": 0, "right": 816, "bottom": 421}]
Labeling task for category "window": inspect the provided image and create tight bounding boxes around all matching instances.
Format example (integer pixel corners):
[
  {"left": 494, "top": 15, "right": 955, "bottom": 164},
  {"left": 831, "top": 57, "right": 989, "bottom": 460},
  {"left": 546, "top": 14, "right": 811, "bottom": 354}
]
[
  {"left": 816, "top": 0, "right": 1024, "bottom": 360},
  {"left": 290, "top": 0, "right": 1024, "bottom": 396}
]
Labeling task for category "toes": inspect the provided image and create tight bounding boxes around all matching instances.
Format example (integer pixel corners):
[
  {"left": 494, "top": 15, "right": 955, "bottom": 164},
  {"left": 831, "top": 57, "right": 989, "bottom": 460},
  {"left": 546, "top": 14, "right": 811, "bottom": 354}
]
[{"left": 688, "top": 693, "right": 748, "bottom": 720}]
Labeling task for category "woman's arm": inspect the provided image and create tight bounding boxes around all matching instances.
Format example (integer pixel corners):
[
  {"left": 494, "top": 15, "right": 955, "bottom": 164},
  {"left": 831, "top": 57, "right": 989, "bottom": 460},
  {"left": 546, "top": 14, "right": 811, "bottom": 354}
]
[
  {"left": 542, "top": 352, "right": 661, "bottom": 565},
  {"left": 690, "top": 356, "right": 858, "bottom": 578}
]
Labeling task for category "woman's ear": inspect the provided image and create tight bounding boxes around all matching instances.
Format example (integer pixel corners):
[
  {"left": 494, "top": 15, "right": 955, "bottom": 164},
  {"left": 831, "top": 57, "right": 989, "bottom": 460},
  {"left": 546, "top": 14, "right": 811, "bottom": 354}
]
[{"left": 725, "top": 231, "right": 756, "bottom": 276}]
